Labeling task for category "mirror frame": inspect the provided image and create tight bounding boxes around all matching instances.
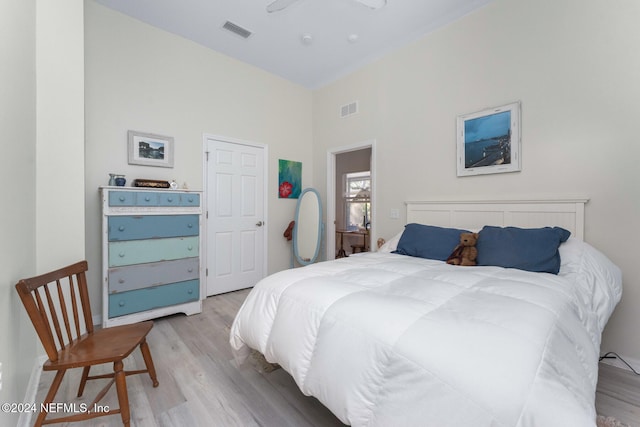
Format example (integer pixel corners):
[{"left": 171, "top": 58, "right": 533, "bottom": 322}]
[{"left": 292, "top": 188, "right": 323, "bottom": 266}]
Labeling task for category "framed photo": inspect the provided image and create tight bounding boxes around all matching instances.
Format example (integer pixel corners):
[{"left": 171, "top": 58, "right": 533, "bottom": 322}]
[
  {"left": 457, "top": 101, "right": 521, "bottom": 177},
  {"left": 128, "top": 130, "right": 174, "bottom": 168}
]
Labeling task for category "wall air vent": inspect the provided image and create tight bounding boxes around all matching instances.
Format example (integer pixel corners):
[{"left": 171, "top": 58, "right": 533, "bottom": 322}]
[
  {"left": 222, "top": 21, "right": 253, "bottom": 39},
  {"left": 340, "top": 101, "right": 359, "bottom": 118}
]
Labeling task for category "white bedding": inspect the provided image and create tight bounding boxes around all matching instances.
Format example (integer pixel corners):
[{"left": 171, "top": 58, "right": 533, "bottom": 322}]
[{"left": 230, "top": 239, "right": 621, "bottom": 427}]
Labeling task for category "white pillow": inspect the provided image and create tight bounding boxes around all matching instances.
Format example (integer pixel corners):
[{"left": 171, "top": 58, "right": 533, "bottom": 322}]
[{"left": 377, "top": 231, "right": 404, "bottom": 253}]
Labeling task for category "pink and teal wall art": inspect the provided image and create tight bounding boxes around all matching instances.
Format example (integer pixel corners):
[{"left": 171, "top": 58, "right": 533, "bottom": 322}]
[{"left": 278, "top": 159, "right": 302, "bottom": 199}]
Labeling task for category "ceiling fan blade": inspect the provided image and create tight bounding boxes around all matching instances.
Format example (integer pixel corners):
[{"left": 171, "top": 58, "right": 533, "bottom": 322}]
[
  {"left": 352, "top": 0, "right": 387, "bottom": 9},
  {"left": 266, "top": 0, "right": 300, "bottom": 13}
]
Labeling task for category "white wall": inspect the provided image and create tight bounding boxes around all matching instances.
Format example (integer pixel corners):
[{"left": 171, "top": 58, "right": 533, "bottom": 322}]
[
  {"left": 313, "top": 0, "right": 640, "bottom": 362},
  {"left": 0, "top": 1, "right": 85, "bottom": 424},
  {"left": 0, "top": 2, "right": 37, "bottom": 424},
  {"left": 36, "top": 0, "right": 86, "bottom": 271},
  {"left": 84, "top": 2, "right": 313, "bottom": 315}
]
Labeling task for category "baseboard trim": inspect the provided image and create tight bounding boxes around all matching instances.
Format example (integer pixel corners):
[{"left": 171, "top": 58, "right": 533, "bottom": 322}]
[
  {"left": 18, "top": 355, "right": 47, "bottom": 427},
  {"left": 600, "top": 351, "right": 640, "bottom": 374}
]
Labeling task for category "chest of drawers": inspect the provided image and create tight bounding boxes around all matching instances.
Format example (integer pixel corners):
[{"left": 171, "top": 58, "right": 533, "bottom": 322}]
[{"left": 101, "top": 187, "right": 203, "bottom": 327}]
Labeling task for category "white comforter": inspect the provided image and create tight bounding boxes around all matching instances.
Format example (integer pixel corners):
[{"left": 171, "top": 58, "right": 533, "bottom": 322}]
[{"left": 230, "top": 239, "right": 621, "bottom": 427}]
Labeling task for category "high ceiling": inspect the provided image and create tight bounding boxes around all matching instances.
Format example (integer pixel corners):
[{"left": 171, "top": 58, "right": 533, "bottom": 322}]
[{"left": 94, "top": 0, "right": 493, "bottom": 89}]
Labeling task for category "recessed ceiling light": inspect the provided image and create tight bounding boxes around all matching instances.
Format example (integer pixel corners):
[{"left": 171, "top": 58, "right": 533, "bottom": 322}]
[
  {"left": 301, "top": 33, "right": 313, "bottom": 45},
  {"left": 347, "top": 34, "right": 359, "bottom": 43}
]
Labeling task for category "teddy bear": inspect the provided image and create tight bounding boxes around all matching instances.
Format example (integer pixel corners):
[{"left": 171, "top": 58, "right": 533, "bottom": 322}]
[
  {"left": 283, "top": 221, "right": 295, "bottom": 241},
  {"left": 446, "top": 232, "right": 479, "bottom": 266}
]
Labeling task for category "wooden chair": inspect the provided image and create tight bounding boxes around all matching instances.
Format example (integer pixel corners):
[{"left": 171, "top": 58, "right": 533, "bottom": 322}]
[{"left": 15, "top": 260, "right": 159, "bottom": 426}]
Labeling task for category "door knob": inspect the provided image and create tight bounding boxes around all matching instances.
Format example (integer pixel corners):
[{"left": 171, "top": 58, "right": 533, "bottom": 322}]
[{"left": 256, "top": 221, "right": 263, "bottom": 226}]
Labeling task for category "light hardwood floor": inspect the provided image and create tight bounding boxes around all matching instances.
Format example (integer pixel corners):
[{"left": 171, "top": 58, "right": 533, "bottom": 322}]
[
  {"left": 33, "top": 289, "right": 343, "bottom": 427},
  {"left": 596, "top": 362, "right": 640, "bottom": 426},
  {"left": 32, "top": 288, "right": 640, "bottom": 426}
]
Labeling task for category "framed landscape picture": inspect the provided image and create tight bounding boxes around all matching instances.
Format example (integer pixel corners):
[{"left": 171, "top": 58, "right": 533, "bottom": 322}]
[
  {"left": 456, "top": 101, "right": 521, "bottom": 177},
  {"left": 128, "top": 130, "right": 174, "bottom": 168}
]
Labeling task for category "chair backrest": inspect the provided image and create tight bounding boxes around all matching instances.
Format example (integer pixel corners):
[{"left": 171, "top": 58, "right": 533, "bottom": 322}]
[{"left": 15, "top": 260, "right": 94, "bottom": 362}]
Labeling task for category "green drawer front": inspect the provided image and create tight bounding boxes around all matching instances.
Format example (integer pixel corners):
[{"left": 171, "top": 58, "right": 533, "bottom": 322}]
[
  {"left": 108, "top": 280, "right": 199, "bottom": 318},
  {"left": 108, "top": 236, "right": 199, "bottom": 267},
  {"left": 108, "top": 215, "right": 199, "bottom": 241}
]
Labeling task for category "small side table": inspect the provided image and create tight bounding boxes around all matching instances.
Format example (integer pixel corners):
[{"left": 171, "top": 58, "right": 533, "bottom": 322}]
[{"left": 336, "top": 229, "right": 368, "bottom": 258}]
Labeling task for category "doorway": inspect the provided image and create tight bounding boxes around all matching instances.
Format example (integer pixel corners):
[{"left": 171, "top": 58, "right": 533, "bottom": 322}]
[
  {"left": 326, "top": 140, "right": 376, "bottom": 261},
  {"left": 204, "top": 136, "right": 268, "bottom": 296}
]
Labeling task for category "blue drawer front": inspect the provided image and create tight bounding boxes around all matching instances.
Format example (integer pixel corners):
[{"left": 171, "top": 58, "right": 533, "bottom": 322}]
[
  {"left": 157, "top": 193, "right": 200, "bottom": 206},
  {"left": 137, "top": 192, "right": 159, "bottom": 206},
  {"left": 108, "top": 280, "right": 199, "bottom": 318},
  {"left": 109, "top": 191, "right": 136, "bottom": 206},
  {"left": 108, "top": 215, "right": 199, "bottom": 241},
  {"left": 108, "top": 191, "right": 200, "bottom": 207},
  {"left": 158, "top": 193, "right": 180, "bottom": 206},
  {"left": 180, "top": 193, "right": 200, "bottom": 207}
]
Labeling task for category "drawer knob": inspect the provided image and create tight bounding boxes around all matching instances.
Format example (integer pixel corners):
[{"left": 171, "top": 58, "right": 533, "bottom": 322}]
[
  {"left": 119, "top": 252, "right": 125, "bottom": 258},
  {"left": 118, "top": 226, "right": 125, "bottom": 231},
  {"left": 187, "top": 268, "right": 193, "bottom": 273},
  {"left": 188, "top": 289, "right": 193, "bottom": 294},
  {"left": 119, "top": 196, "right": 125, "bottom": 201},
  {"left": 188, "top": 246, "right": 193, "bottom": 251},
  {"left": 145, "top": 196, "right": 151, "bottom": 201},
  {"left": 187, "top": 223, "right": 193, "bottom": 228},
  {"left": 167, "top": 197, "right": 173, "bottom": 202},
  {"left": 118, "top": 278, "right": 125, "bottom": 284},
  {"left": 118, "top": 300, "right": 125, "bottom": 307}
]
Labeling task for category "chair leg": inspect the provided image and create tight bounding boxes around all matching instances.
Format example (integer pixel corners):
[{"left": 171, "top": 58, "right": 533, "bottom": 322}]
[
  {"left": 140, "top": 338, "right": 159, "bottom": 387},
  {"left": 35, "top": 370, "right": 66, "bottom": 427},
  {"left": 77, "top": 366, "right": 91, "bottom": 397},
  {"left": 114, "top": 360, "right": 130, "bottom": 427}
]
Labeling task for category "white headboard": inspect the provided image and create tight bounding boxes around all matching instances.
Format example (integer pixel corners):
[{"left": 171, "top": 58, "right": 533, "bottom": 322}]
[{"left": 405, "top": 198, "right": 588, "bottom": 241}]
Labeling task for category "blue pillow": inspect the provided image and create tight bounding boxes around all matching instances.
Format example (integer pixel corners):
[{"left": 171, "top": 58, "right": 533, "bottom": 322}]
[
  {"left": 476, "top": 226, "right": 571, "bottom": 274},
  {"left": 393, "top": 223, "right": 470, "bottom": 261}
]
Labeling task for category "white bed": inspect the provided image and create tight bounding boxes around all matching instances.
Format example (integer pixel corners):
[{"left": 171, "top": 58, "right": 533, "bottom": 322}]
[{"left": 230, "top": 199, "right": 622, "bottom": 427}]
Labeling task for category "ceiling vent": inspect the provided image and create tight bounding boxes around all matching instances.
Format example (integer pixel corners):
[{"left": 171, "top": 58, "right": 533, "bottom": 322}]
[
  {"left": 222, "top": 21, "right": 253, "bottom": 39},
  {"left": 340, "top": 101, "right": 359, "bottom": 118}
]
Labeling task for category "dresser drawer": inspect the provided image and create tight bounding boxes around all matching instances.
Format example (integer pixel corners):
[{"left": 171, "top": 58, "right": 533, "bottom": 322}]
[
  {"left": 158, "top": 193, "right": 180, "bottom": 206},
  {"left": 108, "top": 258, "right": 199, "bottom": 293},
  {"left": 107, "top": 191, "right": 200, "bottom": 207},
  {"left": 109, "top": 191, "right": 136, "bottom": 206},
  {"left": 108, "top": 236, "right": 199, "bottom": 267},
  {"left": 108, "top": 215, "right": 199, "bottom": 241},
  {"left": 108, "top": 280, "right": 199, "bottom": 318},
  {"left": 180, "top": 193, "right": 200, "bottom": 207},
  {"left": 136, "top": 192, "right": 160, "bottom": 206},
  {"left": 157, "top": 192, "right": 201, "bottom": 207}
]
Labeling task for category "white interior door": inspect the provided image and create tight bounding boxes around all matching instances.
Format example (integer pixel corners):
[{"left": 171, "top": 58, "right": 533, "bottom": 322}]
[{"left": 206, "top": 137, "right": 266, "bottom": 296}]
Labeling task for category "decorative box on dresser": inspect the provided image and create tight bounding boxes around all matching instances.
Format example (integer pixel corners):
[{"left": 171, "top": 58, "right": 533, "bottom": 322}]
[{"left": 101, "top": 187, "right": 203, "bottom": 327}]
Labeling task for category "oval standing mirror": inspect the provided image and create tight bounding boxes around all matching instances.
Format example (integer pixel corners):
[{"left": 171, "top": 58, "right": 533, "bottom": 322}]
[{"left": 293, "top": 188, "right": 323, "bottom": 266}]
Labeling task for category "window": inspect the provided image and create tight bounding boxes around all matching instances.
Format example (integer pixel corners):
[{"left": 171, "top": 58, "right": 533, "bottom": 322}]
[{"left": 344, "top": 171, "right": 371, "bottom": 230}]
